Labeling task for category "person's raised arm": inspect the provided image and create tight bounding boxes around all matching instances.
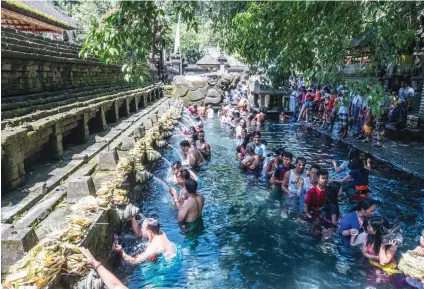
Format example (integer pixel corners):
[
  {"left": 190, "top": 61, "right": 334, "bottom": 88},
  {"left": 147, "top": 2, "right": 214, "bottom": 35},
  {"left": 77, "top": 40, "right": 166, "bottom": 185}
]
[
  {"left": 330, "top": 174, "right": 351, "bottom": 184},
  {"left": 332, "top": 160, "right": 344, "bottom": 173},
  {"left": 378, "top": 241, "right": 397, "bottom": 265},
  {"left": 131, "top": 217, "right": 141, "bottom": 237},
  {"left": 81, "top": 247, "right": 128, "bottom": 289},
  {"left": 187, "top": 169, "right": 198, "bottom": 181},
  {"left": 367, "top": 158, "right": 371, "bottom": 171}
]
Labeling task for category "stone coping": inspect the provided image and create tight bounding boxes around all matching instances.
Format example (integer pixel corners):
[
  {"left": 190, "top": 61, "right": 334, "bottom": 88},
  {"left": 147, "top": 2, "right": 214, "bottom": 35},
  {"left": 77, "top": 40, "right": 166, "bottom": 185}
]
[
  {"left": 1, "top": 85, "right": 158, "bottom": 128},
  {"left": 1, "top": 97, "right": 169, "bottom": 224}
]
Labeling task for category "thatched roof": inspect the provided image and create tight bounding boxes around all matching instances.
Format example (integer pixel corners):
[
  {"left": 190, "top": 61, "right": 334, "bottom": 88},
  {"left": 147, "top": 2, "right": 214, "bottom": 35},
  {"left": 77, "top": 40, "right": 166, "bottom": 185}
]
[
  {"left": 1, "top": 0, "right": 77, "bottom": 31},
  {"left": 196, "top": 54, "right": 220, "bottom": 66}
]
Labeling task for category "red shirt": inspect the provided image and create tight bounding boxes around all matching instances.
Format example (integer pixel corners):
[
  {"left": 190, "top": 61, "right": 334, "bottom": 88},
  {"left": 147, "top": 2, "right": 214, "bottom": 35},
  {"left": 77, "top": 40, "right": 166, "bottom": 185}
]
[
  {"left": 304, "top": 186, "right": 326, "bottom": 210},
  {"left": 314, "top": 91, "right": 321, "bottom": 102},
  {"left": 327, "top": 96, "right": 336, "bottom": 110}
]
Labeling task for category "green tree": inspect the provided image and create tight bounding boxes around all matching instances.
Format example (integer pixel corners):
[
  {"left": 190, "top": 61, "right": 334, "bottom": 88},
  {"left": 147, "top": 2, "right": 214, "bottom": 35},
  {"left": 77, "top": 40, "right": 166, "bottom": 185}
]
[{"left": 79, "top": 1, "right": 198, "bottom": 83}]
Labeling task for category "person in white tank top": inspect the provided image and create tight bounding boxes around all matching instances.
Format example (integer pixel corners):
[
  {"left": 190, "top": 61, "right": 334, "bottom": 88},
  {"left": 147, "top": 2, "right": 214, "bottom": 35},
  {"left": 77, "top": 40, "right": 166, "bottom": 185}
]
[{"left": 281, "top": 157, "right": 307, "bottom": 217}]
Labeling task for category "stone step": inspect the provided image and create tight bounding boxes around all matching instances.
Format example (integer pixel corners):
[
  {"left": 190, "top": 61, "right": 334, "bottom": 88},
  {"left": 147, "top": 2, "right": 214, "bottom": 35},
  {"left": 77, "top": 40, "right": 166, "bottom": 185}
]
[
  {"left": 1, "top": 35, "right": 80, "bottom": 55},
  {"left": 13, "top": 187, "right": 67, "bottom": 229},
  {"left": 1, "top": 28, "right": 81, "bottom": 50},
  {"left": 1, "top": 85, "right": 137, "bottom": 114},
  {"left": 1, "top": 84, "right": 135, "bottom": 104},
  {"left": 1, "top": 96, "right": 168, "bottom": 225},
  {"left": 1, "top": 86, "right": 155, "bottom": 127},
  {"left": 1, "top": 42, "right": 98, "bottom": 62}
]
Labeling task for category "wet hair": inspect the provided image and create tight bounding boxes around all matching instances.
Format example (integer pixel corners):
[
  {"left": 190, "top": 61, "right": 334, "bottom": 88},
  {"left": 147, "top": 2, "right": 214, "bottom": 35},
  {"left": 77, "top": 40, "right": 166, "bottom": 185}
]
[
  {"left": 198, "top": 130, "right": 205, "bottom": 135},
  {"left": 241, "top": 133, "right": 252, "bottom": 148},
  {"left": 190, "top": 126, "right": 196, "bottom": 132},
  {"left": 253, "top": 131, "right": 262, "bottom": 138},
  {"left": 172, "top": 161, "right": 182, "bottom": 169},
  {"left": 295, "top": 157, "right": 306, "bottom": 164},
  {"left": 180, "top": 140, "right": 190, "bottom": 147},
  {"left": 317, "top": 169, "right": 329, "bottom": 177},
  {"left": 234, "top": 112, "right": 240, "bottom": 118},
  {"left": 350, "top": 158, "right": 365, "bottom": 171},
  {"left": 351, "top": 198, "right": 376, "bottom": 213},
  {"left": 366, "top": 216, "right": 390, "bottom": 255},
  {"left": 282, "top": 151, "right": 293, "bottom": 159},
  {"left": 179, "top": 169, "right": 191, "bottom": 181},
  {"left": 144, "top": 218, "right": 160, "bottom": 234},
  {"left": 310, "top": 164, "right": 321, "bottom": 171},
  {"left": 191, "top": 132, "right": 199, "bottom": 142},
  {"left": 185, "top": 179, "right": 198, "bottom": 194}
]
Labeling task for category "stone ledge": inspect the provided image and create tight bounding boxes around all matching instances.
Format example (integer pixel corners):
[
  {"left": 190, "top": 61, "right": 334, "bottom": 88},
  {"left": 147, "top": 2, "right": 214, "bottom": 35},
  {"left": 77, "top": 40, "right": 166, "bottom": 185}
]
[
  {"left": 1, "top": 96, "right": 168, "bottom": 223},
  {"left": 1, "top": 85, "right": 158, "bottom": 128}
]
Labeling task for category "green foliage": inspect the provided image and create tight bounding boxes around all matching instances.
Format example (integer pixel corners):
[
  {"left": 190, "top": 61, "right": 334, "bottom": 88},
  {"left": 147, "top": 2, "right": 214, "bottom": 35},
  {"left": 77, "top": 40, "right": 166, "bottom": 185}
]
[
  {"left": 209, "top": 1, "right": 421, "bottom": 87},
  {"left": 79, "top": 1, "right": 198, "bottom": 83},
  {"left": 48, "top": 0, "right": 116, "bottom": 43}
]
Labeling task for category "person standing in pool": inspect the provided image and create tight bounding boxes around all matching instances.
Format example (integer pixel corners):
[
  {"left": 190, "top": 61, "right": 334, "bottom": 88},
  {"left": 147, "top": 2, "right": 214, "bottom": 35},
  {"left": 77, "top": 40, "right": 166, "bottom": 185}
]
[
  {"left": 253, "top": 132, "right": 267, "bottom": 160},
  {"left": 270, "top": 151, "right": 294, "bottom": 195},
  {"left": 169, "top": 169, "right": 192, "bottom": 208},
  {"left": 304, "top": 170, "right": 329, "bottom": 219},
  {"left": 178, "top": 179, "right": 205, "bottom": 228},
  {"left": 280, "top": 157, "right": 308, "bottom": 217},
  {"left": 113, "top": 218, "right": 176, "bottom": 264},
  {"left": 339, "top": 199, "right": 377, "bottom": 247},
  {"left": 180, "top": 140, "right": 205, "bottom": 167},
  {"left": 240, "top": 142, "right": 261, "bottom": 171},
  {"left": 196, "top": 130, "right": 211, "bottom": 161}
]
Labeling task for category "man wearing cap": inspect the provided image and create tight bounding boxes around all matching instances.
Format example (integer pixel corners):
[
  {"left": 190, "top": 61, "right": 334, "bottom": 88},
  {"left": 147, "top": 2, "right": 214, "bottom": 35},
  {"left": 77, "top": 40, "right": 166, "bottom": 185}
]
[
  {"left": 114, "top": 218, "right": 176, "bottom": 264},
  {"left": 241, "top": 142, "right": 261, "bottom": 170}
]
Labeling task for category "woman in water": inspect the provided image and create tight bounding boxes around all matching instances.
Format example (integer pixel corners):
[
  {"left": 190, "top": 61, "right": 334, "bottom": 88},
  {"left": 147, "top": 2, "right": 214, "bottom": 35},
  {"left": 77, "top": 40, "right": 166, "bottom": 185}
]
[
  {"left": 236, "top": 133, "right": 252, "bottom": 160},
  {"left": 330, "top": 157, "right": 371, "bottom": 201},
  {"left": 339, "top": 199, "right": 377, "bottom": 247},
  {"left": 362, "top": 216, "right": 400, "bottom": 282}
]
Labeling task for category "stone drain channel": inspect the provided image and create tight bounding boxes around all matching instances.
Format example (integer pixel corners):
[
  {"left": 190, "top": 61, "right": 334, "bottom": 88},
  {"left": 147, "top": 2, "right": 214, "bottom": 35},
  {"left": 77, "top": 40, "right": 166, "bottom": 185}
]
[{"left": 2, "top": 96, "right": 183, "bottom": 288}]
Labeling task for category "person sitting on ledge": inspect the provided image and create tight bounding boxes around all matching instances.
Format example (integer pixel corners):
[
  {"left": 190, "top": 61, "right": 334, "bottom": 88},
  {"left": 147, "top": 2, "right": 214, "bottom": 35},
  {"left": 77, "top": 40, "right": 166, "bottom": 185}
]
[
  {"left": 81, "top": 247, "right": 128, "bottom": 289},
  {"left": 113, "top": 218, "right": 176, "bottom": 264}
]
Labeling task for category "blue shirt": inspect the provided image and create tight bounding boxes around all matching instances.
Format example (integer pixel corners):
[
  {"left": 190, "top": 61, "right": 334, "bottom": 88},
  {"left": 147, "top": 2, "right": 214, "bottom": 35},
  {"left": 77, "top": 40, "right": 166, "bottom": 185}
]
[{"left": 339, "top": 211, "right": 361, "bottom": 246}]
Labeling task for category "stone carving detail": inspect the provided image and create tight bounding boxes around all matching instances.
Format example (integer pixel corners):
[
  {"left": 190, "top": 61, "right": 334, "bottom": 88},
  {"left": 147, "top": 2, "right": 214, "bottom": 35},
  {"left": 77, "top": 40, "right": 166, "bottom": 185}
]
[{"left": 164, "top": 73, "right": 243, "bottom": 105}]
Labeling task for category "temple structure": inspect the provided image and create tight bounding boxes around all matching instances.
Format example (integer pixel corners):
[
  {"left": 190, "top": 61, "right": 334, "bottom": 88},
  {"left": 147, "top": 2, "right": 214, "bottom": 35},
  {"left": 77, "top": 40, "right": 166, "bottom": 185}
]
[{"left": 1, "top": 0, "right": 77, "bottom": 40}]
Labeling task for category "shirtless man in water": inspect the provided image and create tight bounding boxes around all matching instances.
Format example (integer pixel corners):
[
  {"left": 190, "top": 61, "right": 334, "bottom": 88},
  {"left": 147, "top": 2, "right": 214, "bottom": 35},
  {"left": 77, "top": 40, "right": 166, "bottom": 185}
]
[
  {"left": 196, "top": 130, "right": 211, "bottom": 160},
  {"left": 169, "top": 169, "right": 191, "bottom": 208},
  {"left": 178, "top": 179, "right": 205, "bottom": 226},
  {"left": 113, "top": 218, "right": 176, "bottom": 264},
  {"left": 180, "top": 140, "right": 205, "bottom": 167}
]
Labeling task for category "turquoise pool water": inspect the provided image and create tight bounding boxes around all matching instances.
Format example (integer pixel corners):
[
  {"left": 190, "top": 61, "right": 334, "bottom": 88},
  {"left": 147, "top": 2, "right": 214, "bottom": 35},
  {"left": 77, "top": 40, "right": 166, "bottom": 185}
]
[{"left": 119, "top": 118, "right": 424, "bottom": 289}]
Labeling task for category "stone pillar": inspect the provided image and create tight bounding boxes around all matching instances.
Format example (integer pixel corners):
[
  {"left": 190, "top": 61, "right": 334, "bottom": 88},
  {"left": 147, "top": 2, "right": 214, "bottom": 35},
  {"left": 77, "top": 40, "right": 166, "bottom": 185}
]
[
  {"left": 96, "top": 106, "right": 107, "bottom": 131},
  {"left": 2, "top": 136, "right": 25, "bottom": 189},
  {"left": 265, "top": 94, "right": 271, "bottom": 108},
  {"left": 48, "top": 123, "right": 63, "bottom": 159},
  {"left": 75, "top": 113, "right": 89, "bottom": 143},
  {"left": 259, "top": 95, "right": 265, "bottom": 107},
  {"left": 253, "top": 93, "right": 259, "bottom": 107},
  {"left": 130, "top": 96, "right": 139, "bottom": 113}
]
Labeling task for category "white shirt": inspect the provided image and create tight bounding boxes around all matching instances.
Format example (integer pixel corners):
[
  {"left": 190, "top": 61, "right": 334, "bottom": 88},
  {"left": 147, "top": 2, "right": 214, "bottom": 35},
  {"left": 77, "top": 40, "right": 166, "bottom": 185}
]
[
  {"left": 352, "top": 95, "right": 363, "bottom": 107},
  {"left": 339, "top": 105, "right": 349, "bottom": 114}
]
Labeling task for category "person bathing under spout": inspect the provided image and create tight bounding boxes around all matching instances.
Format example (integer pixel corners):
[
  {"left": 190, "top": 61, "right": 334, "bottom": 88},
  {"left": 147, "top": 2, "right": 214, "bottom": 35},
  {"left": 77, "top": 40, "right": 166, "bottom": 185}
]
[
  {"left": 113, "top": 218, "right": 176, "bottom": 264},
  {"left": 180, "top": 140, "right": 205, "bottom": 168}
]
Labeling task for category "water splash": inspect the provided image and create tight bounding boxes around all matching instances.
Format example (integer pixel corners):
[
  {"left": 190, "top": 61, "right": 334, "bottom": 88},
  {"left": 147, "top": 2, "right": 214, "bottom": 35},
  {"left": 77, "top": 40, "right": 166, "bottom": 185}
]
[
  {"left": 153, "top": 176, "right": 169, "bottom": 191},
  {"left": 162, "top": 157, "right": 172, "bottom": 167},
  {"left": 168, "top": 145, "right": 183, "bottom": 161},
  {"left": 177, "top": 121, "right": 189, "bottom": 132},
  {"left": 182, "top": 116, "right": 196, "bottom": 127}
]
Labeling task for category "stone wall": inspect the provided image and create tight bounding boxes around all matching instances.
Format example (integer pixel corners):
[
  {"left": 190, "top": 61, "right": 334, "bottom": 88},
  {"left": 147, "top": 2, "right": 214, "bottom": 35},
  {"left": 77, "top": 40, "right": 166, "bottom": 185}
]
[
  {"left": 1, "top": 28, "right": 124, "bottom": 97},
  {"left": 1, "top": 28, "right": 165, "bottom": 190}
]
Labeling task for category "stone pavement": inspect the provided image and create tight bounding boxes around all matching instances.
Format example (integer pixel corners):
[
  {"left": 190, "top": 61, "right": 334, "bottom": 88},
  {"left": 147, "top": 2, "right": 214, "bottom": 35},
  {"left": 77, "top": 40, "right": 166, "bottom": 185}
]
[{"left": 304, "top": 122, "right": 424, "bottom": 179}]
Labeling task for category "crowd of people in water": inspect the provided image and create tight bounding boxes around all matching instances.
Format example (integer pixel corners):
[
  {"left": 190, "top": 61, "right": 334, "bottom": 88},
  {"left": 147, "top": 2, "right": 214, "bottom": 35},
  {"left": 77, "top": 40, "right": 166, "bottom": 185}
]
[{"left": 81, "top": 93, "right": 423, "bottom": 289}]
